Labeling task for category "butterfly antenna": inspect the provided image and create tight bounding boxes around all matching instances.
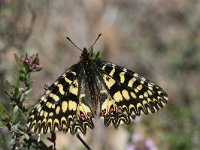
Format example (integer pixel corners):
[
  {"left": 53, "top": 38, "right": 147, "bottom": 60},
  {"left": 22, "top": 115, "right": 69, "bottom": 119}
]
[
  {"left": 88, "top": 34, "right": 102, "bottom": 50},
  {"left": 66, "top": 37, "right": 82, "bottom": 52}
]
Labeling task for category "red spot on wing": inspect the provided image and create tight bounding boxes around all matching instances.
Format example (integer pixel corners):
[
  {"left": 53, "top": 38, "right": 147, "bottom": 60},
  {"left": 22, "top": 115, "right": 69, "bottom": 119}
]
[
  {"left": 87, "top": 113, "right": 92, "bottom": 117},
  {"left": 109, "top": 107, "right": 114, "bottom": 112},
  {"left": 80, "top": 113, "right": 85, "bottom": 117}
]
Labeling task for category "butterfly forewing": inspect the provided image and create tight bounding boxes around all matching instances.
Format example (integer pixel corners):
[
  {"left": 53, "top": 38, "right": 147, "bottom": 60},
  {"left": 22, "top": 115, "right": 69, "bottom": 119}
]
[
  {"left": 93, "top": 60, "right": 168, "bottom": 127},
  {"left": 27, "top": 64, "right": 94, "bottom": 134}
]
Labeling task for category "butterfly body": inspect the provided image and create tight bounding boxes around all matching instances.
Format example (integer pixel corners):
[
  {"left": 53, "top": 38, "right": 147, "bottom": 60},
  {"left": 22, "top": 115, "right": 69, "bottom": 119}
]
[{"left": 27, "top": 46, "right": 168, "bottom": 135}]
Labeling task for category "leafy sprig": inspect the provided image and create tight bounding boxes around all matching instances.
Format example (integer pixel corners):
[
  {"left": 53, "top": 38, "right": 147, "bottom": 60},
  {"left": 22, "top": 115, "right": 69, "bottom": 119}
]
[{"left": 0, "top": 53, "right": 56, "bottom": 150}]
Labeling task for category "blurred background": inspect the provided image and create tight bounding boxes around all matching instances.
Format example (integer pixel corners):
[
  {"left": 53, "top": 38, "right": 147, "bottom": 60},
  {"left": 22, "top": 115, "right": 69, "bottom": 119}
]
[{"left": 0, "top": 0, "right": 200, "bottom": 150}]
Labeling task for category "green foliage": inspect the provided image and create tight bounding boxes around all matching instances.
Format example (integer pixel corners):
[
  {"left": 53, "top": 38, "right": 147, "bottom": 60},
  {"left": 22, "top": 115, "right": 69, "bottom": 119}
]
[
  {"left": 0, "top": 104, "right": 10, "bottom": 127},
  {"left": 95, "top": 51, "right": 105, "bottom": 60},
  {"left": 1, "top": 53, "right": 56, "bottom": 150}
]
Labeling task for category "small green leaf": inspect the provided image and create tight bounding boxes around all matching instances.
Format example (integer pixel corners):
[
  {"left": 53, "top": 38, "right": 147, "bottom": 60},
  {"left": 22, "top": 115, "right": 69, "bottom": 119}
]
[
  {"left": 4, "top": 80, "right": 14, "bottom": 92},
  {"left": 13, "top": 105, "right": 19, "bottom": 114},
  {"left": 20, "top": 93, "right": 25, "bottom": 103},
  {"left": 11, "top": 107, "right": 26, "bottom": 123},
  {"left": 24, "top": 133, "right": 30, "bottom": 140},
  {"left": 4, "top": 80, "right": 12, "bottom": 89},
  {"left": 0, "top": 104, "right": 8, "bottom": 113},
  {"left": 24, "top": 89, "right": 32, "bottom": 95},
  {"left": 25, "top": 72, "right": 32, "bottom": 83},
  {"left": 0, "top": 104, "right": 10, "bottom": 127},
  {"left": 25, "top": 104, "right": 34, "bottom": 113},
  {"left": 95, "top": 50, "right": 105, "bottom": 60},
  {"left": 20, "top": 66, "right": 27, "bottom": 75},
  {"left": 4, "top": 80, "right": 19, "bottom": 98},
  {"left": 89, "top": 47, "right": 94, "bottom": 54},
  {"left": 14, "top": 53, "right": 22, "bottom": 67},
  {"left": 0, "top": 122, "right": 6, "bottom": 127}
]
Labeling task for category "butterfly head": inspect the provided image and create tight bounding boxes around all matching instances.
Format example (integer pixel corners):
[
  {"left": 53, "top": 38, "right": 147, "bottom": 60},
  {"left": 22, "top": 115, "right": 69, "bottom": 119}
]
[
  {"left": 80, "top": 47, "right": 104, "bottom": 62},
  {"left": 80, "top": 47, "right": 90, "bottom": 61},
  {"left": 67, "top": 34, "right": 103, "bottom": 62}
]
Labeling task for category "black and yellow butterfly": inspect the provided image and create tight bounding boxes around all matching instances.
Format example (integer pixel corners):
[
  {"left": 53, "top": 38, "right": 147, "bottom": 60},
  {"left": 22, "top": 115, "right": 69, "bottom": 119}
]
[{"left": 27, "top": 35, "right": 168, "bottom": 135}]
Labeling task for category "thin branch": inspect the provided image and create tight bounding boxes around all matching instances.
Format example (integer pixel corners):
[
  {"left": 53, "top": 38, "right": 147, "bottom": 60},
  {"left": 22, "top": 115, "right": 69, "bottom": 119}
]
[
  {"left": 47, "top": 132, "right": 56, "bottom": 150},
  {"left": 76, "top": 133, "right": 91, "bottom": 150}
]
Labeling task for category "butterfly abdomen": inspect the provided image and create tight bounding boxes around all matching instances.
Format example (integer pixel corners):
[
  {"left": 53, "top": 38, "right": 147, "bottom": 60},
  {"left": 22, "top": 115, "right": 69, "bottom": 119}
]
[{"left": 80, "top": 61, "right": 100, "bottom": 114}]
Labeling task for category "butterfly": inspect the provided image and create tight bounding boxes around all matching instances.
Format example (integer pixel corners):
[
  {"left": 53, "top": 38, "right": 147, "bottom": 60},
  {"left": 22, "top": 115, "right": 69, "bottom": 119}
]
[{"left": 27, "top": 34, "right": 168, "bottom": 135}]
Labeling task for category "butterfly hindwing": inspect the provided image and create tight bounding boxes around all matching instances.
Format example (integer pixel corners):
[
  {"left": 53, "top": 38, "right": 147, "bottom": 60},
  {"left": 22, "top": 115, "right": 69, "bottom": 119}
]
[
  {"left": 94, "top": 71, "right": 131, "bottom": 127},
  {"left": 94, "top": 60, "right": 168, "bottom": 127},
  {"left": 27, "top": 64, "right": 94, "bottom": 134}
]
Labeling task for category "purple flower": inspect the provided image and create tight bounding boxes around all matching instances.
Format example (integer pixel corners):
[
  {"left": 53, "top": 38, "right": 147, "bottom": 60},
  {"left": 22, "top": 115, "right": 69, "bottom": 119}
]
[
  {"left": 145, "top": 138, "right": 157, "bottom": 150},
  {"left": 127, "top": 145, "right": 136, "bottom": 150},
  {"left": 132, "top": 133, "right": 143, "bottom": 143},
  {"left": 20, "top": 53, "right": 42, "bottom": 72},
  {"left": 134, "top": 116, "right": 141, "bottom": 123}
]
